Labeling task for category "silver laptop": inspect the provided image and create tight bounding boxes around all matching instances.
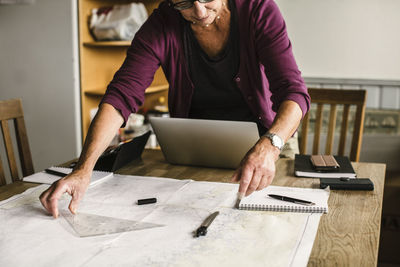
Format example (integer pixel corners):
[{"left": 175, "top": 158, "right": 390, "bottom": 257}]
[{"left": 149, "top": 117, "right": 260, "bottom": 169}]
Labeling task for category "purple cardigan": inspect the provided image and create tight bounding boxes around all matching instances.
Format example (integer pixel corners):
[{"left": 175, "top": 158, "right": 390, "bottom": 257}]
[{"left": 102, "top": 0, "right": 310, "bottom": 129}]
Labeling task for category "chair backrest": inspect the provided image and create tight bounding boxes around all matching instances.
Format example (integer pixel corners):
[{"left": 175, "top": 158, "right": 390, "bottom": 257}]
[
  {"left": 0, "top": 99, "right": 34, "bottom": 185},
  {"left": 299, "top": 88, "right": 367, "bottom": 162}
]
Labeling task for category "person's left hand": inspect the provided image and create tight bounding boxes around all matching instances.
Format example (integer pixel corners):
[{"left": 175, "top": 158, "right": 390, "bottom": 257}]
[{"left": 231, "top": 137, "right": 280, "bottom": 197}]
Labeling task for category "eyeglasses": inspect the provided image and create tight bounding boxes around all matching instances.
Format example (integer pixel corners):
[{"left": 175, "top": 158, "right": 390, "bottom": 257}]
[{"left": 171, "top": 0, "right": 215, "bottom": 11}]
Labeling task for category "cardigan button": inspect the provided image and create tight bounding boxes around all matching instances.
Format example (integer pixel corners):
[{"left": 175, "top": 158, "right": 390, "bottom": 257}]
[{"left": 235, "top": 77, "right": 240, "bottom": 83}]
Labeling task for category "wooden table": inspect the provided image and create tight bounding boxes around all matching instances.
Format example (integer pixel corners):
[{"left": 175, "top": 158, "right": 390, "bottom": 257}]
[{"left": 0, "top": 149, "right": 385, "bottom": 266}]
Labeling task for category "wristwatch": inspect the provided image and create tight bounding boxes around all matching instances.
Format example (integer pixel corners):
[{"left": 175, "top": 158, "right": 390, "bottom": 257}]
[{"left": 263, "top": 132, "right": 284, "bottom": 150}]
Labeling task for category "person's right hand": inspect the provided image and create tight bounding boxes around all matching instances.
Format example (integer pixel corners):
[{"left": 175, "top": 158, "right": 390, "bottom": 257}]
[{"left": 39, "top": 169, "right": 91, "bottom": 218}]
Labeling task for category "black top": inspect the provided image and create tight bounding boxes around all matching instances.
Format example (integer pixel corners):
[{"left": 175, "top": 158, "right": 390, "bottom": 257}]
[{"left": 184, "top": 0, "right": 265, "bottom": 135}]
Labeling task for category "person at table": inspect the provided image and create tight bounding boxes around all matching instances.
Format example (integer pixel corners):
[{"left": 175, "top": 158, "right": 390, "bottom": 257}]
[{"left": 40, "top": 0, "right": 310, "bottom": 218}]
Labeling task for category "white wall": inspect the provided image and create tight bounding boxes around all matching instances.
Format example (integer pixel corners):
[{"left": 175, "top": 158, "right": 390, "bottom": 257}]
[
  {"left": 0, "top": 0, "right": 81, "bottom": 177},
  {"left": 275, "top": 0, "right": 400, "bottom": 170},
  {"left": 276, "top": 0, "right": 400, "bottom": 81}
]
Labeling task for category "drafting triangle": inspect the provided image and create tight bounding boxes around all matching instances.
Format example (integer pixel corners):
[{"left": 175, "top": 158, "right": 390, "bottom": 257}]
[{"left": 61, "top": 211, "right": 164, "bottom": 237}]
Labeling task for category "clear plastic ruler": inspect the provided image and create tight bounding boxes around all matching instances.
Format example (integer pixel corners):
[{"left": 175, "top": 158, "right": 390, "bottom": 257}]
[{"left": 61, "top": 211, "right": 164, "bottom": 237}]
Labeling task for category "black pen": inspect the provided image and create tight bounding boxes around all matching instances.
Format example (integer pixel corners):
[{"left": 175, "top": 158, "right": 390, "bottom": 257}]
[
  {"left": 268, "top": 194, "right": 315, "bottom": 206},
  {"left": 44, "top": 168, "right": 68, "bottom": 177}
]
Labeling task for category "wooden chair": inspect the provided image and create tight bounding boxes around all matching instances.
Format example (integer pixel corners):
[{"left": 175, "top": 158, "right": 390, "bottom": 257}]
[
  {"left": 0, "top": 99, "right": 34, "bottom": 185},
  {"left": 299, "top": 88, "right": 367, "bottom": 162}
]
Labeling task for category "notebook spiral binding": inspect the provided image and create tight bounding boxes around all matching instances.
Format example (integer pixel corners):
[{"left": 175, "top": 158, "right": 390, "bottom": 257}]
[{"left": 239, "top": 204, "right": 327, "bottom": 213}]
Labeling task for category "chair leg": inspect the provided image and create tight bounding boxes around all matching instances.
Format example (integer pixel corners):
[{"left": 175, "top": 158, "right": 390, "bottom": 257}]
[
  {"left": 300, "top": 112, "right": 310, "bottom": 154},
  {"left": 313, "top": 104, "right": 324, "bottom": 154},
  {"left": 0, "top": 160, "right": 6, "bottom": 186},
  {"left": 325, "top": 104, "right": 337, "bottom": 154},
  {"left": 1, "top": 120, "right": 19, "bottom": 182},
  {"left": 338, "top": 105, "right": 350, "bottom": 156}
]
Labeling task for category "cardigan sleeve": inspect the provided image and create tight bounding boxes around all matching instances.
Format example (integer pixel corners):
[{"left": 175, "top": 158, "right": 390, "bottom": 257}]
[
  {"left": 253, "top": 0, "right": 310, "bottom": 117},
  {"left": 100, "top": 6, "right": 168, "bottom": 124}
]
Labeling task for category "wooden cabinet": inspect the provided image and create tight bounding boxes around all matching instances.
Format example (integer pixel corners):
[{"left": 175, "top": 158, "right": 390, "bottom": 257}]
[{"left": 77, "top": 0, "right": 168, "bottom": 139}]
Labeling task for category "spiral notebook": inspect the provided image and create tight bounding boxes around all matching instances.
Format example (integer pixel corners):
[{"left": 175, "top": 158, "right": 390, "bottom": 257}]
[
  {"left": 23, "top": 167, "right": 113, "bottom": 186},
  {"left": 238, "top": 185, "right": 329, "bottom": 213}
]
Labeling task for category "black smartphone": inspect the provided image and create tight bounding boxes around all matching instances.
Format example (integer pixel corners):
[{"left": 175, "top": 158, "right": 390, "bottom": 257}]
[{"left": 320, "top": 178, "right": 374, "bottom": 191}]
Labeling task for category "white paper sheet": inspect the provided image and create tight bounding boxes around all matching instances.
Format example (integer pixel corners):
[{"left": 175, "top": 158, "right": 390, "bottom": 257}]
[{"left": 0, "top": 175, "right": 324, "bottom": 267}]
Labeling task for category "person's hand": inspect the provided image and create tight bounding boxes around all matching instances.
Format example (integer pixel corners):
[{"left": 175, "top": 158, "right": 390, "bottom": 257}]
[
  {"left": 39, "top": 169, "right": 91, "bottom": 218},
  {"left": 231, "top": 137, "right": 280, "bottom": 197}
]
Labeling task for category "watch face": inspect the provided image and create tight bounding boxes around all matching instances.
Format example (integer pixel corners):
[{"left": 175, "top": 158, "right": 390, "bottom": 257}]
[{"left": 272, "top": 135, "right": 283, "bottom": 148}]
